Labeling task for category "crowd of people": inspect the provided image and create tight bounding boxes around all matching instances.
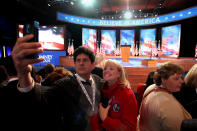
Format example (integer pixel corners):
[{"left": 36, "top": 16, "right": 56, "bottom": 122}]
[{"left": 0, "top": 34, "right": 196, "bottom": 131}]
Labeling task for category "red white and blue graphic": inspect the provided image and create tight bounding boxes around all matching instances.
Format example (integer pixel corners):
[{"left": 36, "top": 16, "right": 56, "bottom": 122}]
[
  {"left": 161, "top": 24, "right": 181, "bottom": 56},
  {"left": 39, "top": 26, "right": 65, "bottom": 50},
  {"left": 82, "top": 28, "right": 97, "bottom": 53},
  {"left": 101, "top": 30, "right": 116, "bottom": 54},
  {"left": 18, "top": 25, "right": 65, "bottom": 50},
  {"left": 140, "top": 28, "right": 156, "bottom": 55}
]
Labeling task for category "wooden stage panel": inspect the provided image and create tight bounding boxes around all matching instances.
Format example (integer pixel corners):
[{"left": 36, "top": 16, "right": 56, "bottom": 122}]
[
  {"left": 124, "top": 67, "right": 156, "bottom": 92},
  {"left": 59, "top": 56, "right": 196, "bottom": 92}
]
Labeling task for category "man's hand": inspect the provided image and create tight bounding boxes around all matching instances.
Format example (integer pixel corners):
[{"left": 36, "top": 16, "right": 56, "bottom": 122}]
[{"left": 11, "top": 34, "right": 44, "bottom": 88}]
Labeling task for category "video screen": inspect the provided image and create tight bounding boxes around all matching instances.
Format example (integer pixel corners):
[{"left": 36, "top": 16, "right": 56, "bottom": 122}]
[
  {"left": 82, "top": 28, "right": 97, "bottom": 53},
  {"left": 140, "top": 28, "right": 156, "bottom": 55},
  {"left": 161, "top": 24, "right": 181, "bottom": 56},
  {"left": 39, "top": 26, "right": 65, "bottom": 50},
  {"left": 101, "top": 30, "right": 116, "bottom": 54},
  {"left": 120, "top": 30, "right": 135, "bottom": 46},
  {"left": 17, "top": 25, "right": 65, "bottom": 50}
]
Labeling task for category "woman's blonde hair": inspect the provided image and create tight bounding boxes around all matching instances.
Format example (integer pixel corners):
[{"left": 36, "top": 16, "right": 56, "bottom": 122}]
[
  {"left": 184, "top": 64, "right": 197, "bottom": 88},
  {"left": 103, "top": 59, "right": 131, "bottom": 89}
]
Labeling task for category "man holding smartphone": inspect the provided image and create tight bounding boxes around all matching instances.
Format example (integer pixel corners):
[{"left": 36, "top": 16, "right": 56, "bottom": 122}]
[{"left": 11, "top": 34, "right": 104, "bottom": 131}]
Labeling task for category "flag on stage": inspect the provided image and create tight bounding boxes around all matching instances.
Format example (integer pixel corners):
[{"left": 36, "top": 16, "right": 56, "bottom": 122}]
[
  {"left": 67, "top": 39, "right": 74, "bottom": 55},
  {"left": 18, "top": 25, "right": 24, "bottom": 38},
  {"left": 114, "top": 48, "right": 120, "bottom": 56}
]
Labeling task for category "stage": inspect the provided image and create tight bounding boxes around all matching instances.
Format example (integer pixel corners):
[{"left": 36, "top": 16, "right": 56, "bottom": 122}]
[{"left": 60, "top": 56, "right": 196, "bottom": 91}]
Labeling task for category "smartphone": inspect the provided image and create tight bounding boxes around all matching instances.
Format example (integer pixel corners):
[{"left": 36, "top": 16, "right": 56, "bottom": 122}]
[
  {"left": 101, "top": 96, "right": 109, "bottom": 108},
  {"left": 23, "top": 21, "right": 39, "bottom": 59}
]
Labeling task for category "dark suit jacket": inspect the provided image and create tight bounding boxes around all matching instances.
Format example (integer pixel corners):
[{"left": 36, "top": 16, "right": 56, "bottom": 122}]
[
  {"left": 91, "top": 67, "right": 103, "bottom": 78},
  {"left": 0, "top": 79, "right": 42, "bottom": 131},
  {"left": 32, "top": 74, "right": 104, "bottom": 131},
  {"left": 173, "top": 83, "right": 197, "bottom": 118}
]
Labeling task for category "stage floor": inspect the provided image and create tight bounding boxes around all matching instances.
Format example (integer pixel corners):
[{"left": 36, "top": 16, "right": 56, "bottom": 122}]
[{"left": 107, "top": 56, "right": 196, "bottom": 67}]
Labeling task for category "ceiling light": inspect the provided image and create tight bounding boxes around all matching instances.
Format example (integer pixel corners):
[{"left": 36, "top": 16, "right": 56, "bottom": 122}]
[
  {"left": 70, "top": 1, "right": 74, "bottom": 5},
  {"left": 124, "top": 10, "right": 132, "bottom": 19},
  {"left": 81, "top": 0, "right": 94, "bottom": 7}
]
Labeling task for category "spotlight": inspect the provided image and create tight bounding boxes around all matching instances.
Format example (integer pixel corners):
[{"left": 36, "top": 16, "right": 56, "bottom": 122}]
[
  {"left": 124, "top": 10, "right": 132, "bottom": 19},
  {"left": 70, "top": 1, "right": 74, "bottom": 5},
  {"left": 81, "top": 0, "right": 94, "bottom": 7}
]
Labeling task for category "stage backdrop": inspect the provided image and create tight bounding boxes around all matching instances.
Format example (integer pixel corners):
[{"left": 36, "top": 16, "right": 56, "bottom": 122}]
[
  {"left": 39, "top": 26, "right": 65, "bottom": 50},
  {"left": 120, "top": 30, "right": 135, "bottom": 55},
  {"left": 161, "top": 24, "right": 181, "bottom": 56},
  {"left": 82, "top": 28, "right": 97, "bottom": 53},
  {"left": 101, "top": 30, "right": 116, "bottom": 54},
  {"left": 18, "top": 25, "right": 65, "bottom": 51},
  {"left": 140, "top": 28, "right": 156, "bottom": 55}
]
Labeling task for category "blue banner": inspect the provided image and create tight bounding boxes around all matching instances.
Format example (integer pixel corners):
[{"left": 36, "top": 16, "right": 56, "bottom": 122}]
[
  {"left": 57, "top": 6, "right": 197, "bottom": 27},
  {"left": 33, "top": 51, "right": 66, "bottom": 67}
]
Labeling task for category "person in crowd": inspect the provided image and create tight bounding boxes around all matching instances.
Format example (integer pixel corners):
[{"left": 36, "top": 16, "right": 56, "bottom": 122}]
[
  {"left": 136, "top": 70, "right": 155, "bottom": 112},
  {"left": 92, "top": 59, "right": 137, "bottom": 131},
  {"left": 31, "top": 64, "right": 42, "bottom": 84},
  {"left": 42, "top": 67, "right": 73, "bottom": 86},
  {"left": 11, "top": 34, "right": 104, "bottom": 131},
  {"left": 44, "top": 64, "right": 55, "bottom": 78},
  {"left": 0, "top": 56, "right": 42, "bottom": 131},
  {"left": 0, "top": 65, "right": 9, "bottom": 87},
  {"left": 173, "top": 63, "right": 197, "bottom": 118},
  {"left": 139, "top": 62, "right": 192, "bottom": 131},
  {"left": 91, "top": 53, "right": 106, "bottom": 78}
]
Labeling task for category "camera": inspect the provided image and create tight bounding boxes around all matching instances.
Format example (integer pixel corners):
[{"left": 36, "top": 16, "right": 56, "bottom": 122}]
[{"left": 23, "top": 21, "right": 39, "bottom": 59}]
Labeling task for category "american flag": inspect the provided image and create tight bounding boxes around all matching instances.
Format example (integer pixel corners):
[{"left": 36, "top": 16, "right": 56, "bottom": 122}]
[
  {"left": 101, "top": 33, "right": 115, "bottom": 54},
  {"left": 162, "top": 42, "right": 178, "bottom": 55},
  {"left": 130, "top": 45, "right": 135, "bottom": 56},
  {"left": 142, "top": 41, "right": 154, "bottom": 55},
  {"left": 100, "top": 44, "right": 106, "bottom": 54},
  {"left": 18, "top": 25, "right": 24, "bottom": 38},
  {"left": 83, "top": 29, "right": 97, "bottom": 53},
  {"left": 67, "top": 40, "right": 74, "bottom": 55},
  {"left": 39, "top": 28, "right": 64, "bottom": 50},
  {"left": 114, "top": 48, "right": 121, "bottom": 56}
]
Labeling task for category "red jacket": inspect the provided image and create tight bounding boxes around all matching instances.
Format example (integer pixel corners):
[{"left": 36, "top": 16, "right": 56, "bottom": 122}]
[{"left": 91, "top": 81, "right": 137, "bottom": 131}]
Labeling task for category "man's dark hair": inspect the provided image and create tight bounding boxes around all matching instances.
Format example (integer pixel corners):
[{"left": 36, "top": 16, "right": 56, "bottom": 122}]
[{"left": 73, "top": 46, "right": 95, "bottom": 63}]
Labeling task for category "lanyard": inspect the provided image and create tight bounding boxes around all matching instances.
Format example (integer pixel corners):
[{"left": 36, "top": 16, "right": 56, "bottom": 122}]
[{"left": 75, "top": 74, "right": 96, "bottom": 111}]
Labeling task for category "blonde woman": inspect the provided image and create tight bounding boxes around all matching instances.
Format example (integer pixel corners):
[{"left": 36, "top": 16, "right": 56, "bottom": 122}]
[{"left": 92, "top": 59, "right": 137, "bottom": 131}]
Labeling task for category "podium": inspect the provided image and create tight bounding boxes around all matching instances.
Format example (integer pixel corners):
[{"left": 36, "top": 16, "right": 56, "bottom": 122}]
[
  {"left": 141, "top": 59, "right": 157, "bottom": 67},
  {"left": 121, "top": 45, "right": 130, "bottom": 62}
]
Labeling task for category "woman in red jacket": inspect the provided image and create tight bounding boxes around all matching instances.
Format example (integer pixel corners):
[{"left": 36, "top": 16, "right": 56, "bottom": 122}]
[{"left": 92, "top": 59, "right": 137, "bottom": 131}]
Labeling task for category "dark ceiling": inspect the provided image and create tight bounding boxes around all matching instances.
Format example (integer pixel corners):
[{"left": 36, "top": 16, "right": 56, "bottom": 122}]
[{"left": 1, "top": 0, "right": 196, "bottom": 24}]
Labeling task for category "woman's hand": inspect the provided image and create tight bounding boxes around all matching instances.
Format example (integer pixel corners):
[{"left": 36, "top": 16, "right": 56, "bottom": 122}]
[{"left": 99, "top": 103, "right": 111, "bottom": 121}]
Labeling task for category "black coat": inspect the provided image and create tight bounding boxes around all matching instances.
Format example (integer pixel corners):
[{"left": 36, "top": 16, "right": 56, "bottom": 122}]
[
  {"left": 173, "top": 83, "right": 197, "bottom": 118},
  {"left": 0, "top": 79, "right": 42, "bottom": 131},
  {"left": 33, "top": 74, "right": 104, "bottom": 131}
]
